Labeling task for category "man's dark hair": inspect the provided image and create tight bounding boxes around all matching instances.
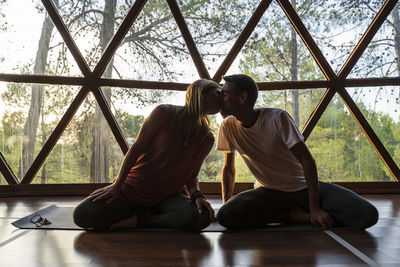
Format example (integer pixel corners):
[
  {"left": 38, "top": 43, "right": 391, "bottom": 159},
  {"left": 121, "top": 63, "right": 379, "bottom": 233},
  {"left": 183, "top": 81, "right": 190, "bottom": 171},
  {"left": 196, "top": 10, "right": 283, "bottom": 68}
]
[{"left": 223, "top": 74, "right": 258, "bottom": 108}]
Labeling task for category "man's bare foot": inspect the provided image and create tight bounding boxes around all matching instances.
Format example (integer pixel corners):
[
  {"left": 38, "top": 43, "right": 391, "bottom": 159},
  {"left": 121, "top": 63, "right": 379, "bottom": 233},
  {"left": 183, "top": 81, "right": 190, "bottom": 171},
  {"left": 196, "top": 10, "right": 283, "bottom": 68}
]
[
  {"left": 289, "top": 206, "right": 310, "bottom": 224},
  {"left": 110, "top": 213, "right": 138, "bottom": 229}
]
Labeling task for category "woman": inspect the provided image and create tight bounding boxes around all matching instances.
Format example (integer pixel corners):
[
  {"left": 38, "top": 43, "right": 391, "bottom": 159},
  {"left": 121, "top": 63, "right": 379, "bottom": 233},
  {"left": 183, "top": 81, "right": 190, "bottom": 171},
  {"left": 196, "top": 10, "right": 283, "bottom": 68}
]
[{"left": 73, "top": 79, "right": 221, "bottom": 231}]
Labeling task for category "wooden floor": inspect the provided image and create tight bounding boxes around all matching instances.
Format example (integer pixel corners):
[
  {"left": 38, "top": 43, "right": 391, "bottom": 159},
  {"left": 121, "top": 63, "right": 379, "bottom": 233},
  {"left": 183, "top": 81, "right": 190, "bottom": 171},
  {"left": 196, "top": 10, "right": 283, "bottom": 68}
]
[{"left": 0, "top": 194, "right": 399, "bottom": 266}]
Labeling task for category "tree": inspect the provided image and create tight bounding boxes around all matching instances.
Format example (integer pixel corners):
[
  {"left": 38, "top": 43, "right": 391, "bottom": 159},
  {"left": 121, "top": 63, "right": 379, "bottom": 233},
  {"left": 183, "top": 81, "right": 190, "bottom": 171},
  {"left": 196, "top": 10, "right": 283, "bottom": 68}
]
[{"left": 18, "top": 0, "right": 59, "bottom": 180}]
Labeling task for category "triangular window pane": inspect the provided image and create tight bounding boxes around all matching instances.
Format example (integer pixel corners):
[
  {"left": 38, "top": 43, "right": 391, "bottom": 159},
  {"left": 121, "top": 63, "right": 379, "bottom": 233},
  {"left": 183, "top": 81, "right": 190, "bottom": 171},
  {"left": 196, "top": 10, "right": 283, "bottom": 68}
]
[
  {"left": 108, "top": 87, "right": 185, "bottom": 139},
  {"left": 104, "top": 0, "right": 200, "bottom": 82},
  {"left": 0, "top": 0, "right": 83, "bottom": 76},
  {"left": 304, "top": 0, "right": 387, "bottom": 74},
  {"left": 183, "top": 0, "right": 261, "bottom": 79},
  {"left": 33, "top": 91, "right": 124, "bottom": 184},
  {"left": 346, "top": 86, "right": 400, "bottom": 180},
  {"left": 56, "top": 0, "right": 131, "bottom": 71},
  {"left": 254, "top": 88, "right": 328, "bottom": 132},
  {"left": 349, "top": 17, "right": 400, "bottom": 78},
  {"left": 0, "top": 81, "right": 80, "bottom": 180},
  {"left": 225, "top": 1, "right": 325, "bottom": 81},
  {"left": 307, "top": 94, "right": 394, "bottom": 182}
]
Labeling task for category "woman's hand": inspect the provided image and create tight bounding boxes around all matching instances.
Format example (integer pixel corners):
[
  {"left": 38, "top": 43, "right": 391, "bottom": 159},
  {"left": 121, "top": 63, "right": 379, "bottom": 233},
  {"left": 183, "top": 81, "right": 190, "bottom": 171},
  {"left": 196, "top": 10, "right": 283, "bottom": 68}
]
[
  {"left": 89, "top": 183, "right": 121, "bottom": 204},
  {"left": 195, "top": 197, "right": 215, "bottom": 221}
]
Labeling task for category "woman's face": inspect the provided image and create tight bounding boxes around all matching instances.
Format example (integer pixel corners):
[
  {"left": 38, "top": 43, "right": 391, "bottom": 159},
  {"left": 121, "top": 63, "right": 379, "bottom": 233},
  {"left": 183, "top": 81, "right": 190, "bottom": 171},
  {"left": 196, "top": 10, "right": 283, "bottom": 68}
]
[{"left": 203, "top": 86, "right": 222, "bottom": 115}]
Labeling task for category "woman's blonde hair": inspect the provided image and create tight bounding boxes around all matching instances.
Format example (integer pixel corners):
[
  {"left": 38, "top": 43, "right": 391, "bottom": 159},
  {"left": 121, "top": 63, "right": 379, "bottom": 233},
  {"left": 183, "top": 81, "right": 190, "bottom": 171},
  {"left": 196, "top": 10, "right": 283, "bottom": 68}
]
[{"left": 176, "top": 79, "right": 220, "bottom": 136}]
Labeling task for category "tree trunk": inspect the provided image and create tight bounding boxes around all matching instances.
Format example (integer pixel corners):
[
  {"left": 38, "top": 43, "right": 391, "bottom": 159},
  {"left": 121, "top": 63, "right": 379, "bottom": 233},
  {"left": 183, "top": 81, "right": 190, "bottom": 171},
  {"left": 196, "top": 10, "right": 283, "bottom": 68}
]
[
  {"left": 90, "top": 0, "right": 116, "bottom": 183},
  {"left": 392, "top": 3, "right": 400, "bottom": 77},
  {"left": 41, "top": 163, "right": 47, "bottom": 184},
  {"left": 18, "top": 1, "right": 58, "bottom": 179},
  {"left": 359, "top": 135, "right": 362, "bottom": 181},
  {"left": 290, "top": 0, "right": 299, "bottom": 126},
  {"left": 40, "top": 97, "right": 47, "bottom": 184}
]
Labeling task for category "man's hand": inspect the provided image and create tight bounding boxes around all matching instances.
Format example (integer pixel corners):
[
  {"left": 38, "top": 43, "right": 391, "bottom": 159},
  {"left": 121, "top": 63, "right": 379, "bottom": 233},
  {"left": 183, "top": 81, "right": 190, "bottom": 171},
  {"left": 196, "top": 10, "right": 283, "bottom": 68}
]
[
  {"left": 195, "top": 197, "right": 215, "bottom": 221},
  {"left": 89, "top": 183, "right": 121, "bottom": 204},
  {"left": 310, "top": 208, "right": 333, "bottom": 229}
]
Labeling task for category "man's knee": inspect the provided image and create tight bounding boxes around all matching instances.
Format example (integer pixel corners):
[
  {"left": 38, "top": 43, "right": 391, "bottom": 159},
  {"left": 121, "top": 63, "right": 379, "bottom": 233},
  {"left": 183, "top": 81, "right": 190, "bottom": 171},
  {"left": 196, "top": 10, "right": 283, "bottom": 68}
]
[
  {"left": 339, "top": 202, "right": 379, "bottom": 229},
  {"left": 216, "top": 194, "right": 259, "bottom": 229},
  {"left": 216, "top": 208, "right": 229, "bottom": 228},
  {"left": 357, "top": 204, "right": 379, "bottom": 229},
  {"left": 217, "top": 205, "right": 239, "bottom": 229}
]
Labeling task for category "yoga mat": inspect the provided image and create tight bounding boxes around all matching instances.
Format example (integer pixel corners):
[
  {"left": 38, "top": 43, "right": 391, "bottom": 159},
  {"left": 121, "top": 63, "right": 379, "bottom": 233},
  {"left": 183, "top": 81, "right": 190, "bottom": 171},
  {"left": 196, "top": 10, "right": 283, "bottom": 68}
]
[
  {"left": 12, "top": 205, "right": 321, "bottom": 231},
  {"left": 12, "top": 205, "right": 81, "bottom": 230}
]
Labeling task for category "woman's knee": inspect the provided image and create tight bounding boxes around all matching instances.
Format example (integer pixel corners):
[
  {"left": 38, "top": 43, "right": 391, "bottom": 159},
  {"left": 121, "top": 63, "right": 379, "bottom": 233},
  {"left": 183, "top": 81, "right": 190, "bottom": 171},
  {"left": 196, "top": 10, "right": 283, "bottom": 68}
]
[
  {"left": 190, "top": 208, "right": 212, "bottom": 231},
  {"left": 72, "top": 199, "right": 101, "bottom": 229},
  {"left": 72, "top": 204, "right": 91, "bottom": 228}
]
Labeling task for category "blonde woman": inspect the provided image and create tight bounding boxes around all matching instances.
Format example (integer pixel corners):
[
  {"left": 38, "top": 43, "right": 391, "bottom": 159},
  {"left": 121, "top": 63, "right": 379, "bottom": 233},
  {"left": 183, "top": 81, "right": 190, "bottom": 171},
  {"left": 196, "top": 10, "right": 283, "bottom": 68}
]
[{"left": 73, "top": 79, "right": 221, "bottom": 231}]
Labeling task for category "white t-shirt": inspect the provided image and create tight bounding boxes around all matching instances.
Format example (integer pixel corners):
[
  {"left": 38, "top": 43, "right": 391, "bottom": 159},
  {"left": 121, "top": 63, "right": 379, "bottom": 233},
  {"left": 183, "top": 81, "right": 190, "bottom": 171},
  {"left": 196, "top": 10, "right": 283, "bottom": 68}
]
[{"left": 216, "top": 108, "right": 307, "bottom": 192}]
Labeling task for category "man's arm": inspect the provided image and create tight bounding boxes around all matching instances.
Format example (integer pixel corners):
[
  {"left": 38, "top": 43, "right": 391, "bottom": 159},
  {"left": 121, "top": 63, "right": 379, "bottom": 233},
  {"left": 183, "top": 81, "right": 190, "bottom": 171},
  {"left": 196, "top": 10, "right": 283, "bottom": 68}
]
[
  {"left": 290, "top": 141, "right": 333, "bottom": 229},
  {"left": 222, "top": 152, "right": 236, "bottom": 203}
]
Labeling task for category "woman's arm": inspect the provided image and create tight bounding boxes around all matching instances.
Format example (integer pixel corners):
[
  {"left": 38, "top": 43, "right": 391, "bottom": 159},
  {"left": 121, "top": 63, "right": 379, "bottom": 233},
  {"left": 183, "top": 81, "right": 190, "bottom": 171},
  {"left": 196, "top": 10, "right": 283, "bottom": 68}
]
[
  {"left": 186, "top": 173, "right": 215, "bottom": 220},
  {"left": 90, "top": 105, "right": 171, "bottom": 203},
  {"left": 185, "top": 134, "right": 215, "bottom": 219}
]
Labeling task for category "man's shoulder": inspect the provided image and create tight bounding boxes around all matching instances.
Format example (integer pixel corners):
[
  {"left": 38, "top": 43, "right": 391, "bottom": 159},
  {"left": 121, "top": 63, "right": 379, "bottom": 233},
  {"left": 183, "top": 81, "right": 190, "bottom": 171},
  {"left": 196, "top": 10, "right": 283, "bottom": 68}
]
[{"left": 259, "top": 107, "right": 285, "bottom": 116}]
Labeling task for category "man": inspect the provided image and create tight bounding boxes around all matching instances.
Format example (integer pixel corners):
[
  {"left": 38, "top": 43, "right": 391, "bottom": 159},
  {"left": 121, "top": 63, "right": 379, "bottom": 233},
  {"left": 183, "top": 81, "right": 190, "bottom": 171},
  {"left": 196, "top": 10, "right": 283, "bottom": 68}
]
[{"left": 216, "top": 74, "right": 378, "bottom": 229}]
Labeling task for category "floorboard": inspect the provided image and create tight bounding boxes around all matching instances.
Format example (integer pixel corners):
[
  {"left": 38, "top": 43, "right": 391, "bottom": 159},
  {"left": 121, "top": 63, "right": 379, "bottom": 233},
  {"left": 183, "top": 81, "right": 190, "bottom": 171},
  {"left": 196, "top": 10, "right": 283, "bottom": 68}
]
[{"left": 0, "top": 195, "right": 399, "bottom": 266}]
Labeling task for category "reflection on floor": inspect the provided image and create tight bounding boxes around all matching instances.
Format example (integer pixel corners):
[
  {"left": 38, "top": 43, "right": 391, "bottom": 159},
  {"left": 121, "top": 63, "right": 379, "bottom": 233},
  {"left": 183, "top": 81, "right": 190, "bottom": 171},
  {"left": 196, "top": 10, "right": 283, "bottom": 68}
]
[{"left": 0, "top": 195, "right": 399, "bottom": 266}]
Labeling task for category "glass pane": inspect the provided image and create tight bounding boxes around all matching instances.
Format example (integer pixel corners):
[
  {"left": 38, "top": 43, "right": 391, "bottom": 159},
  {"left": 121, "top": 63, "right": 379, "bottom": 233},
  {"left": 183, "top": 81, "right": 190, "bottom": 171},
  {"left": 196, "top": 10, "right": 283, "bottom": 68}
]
[
  {"left": 0, "top": 173, "right": 7, "bottom": 185},
  {"left": 55, "top": 0, "right": 133, "bottom": 71},
  {"left": 233, "top": 153, "right": 255, "bottom": 183},
  {"left": 304, "top": 0, "right": 387, "bottom": 74},
  {"left": 0, "top": 81, "right": 79, "bottom": 180},
  {"left": 347, "top": 86, "right": 400, "bottom": 179},
  {"left": 198, "top": 115, "right": 224, "bottom": 182},
  {"left": 183, "top": 0, "right": 260, "bottom": 78},
  {"left": 33, "top": 91, "right": 124, "bottom": 184},
  {"left": 105, "top": 0, "right": 200, "bottom": 82},
  {"left": 108, "top": 87, "right": 176, "bottom": 150},
  {"left": 108, "top": 87, "right": 186, "bottom": 137},
  {"left": 226, "top": 1, "right": 325, "bottom": 81},
  {"left": 349, "top": 16, "right": 400, "bottom": 78},
  {"left": 256, "top": 88, "right": 327, "bottom": 131},
  {"left": 307, "top": 94, "right": 394, "bottom": 182},
  {"left": 0, "top": 0, "right": 82, "bottom": 76}
]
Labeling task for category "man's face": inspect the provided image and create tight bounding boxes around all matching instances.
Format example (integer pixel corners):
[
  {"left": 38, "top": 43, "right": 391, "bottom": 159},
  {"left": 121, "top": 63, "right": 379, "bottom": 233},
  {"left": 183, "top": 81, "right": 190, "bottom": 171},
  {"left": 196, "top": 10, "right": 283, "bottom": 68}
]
[{"left": 220, "top": 82, "right": 239, "bottom": 118}]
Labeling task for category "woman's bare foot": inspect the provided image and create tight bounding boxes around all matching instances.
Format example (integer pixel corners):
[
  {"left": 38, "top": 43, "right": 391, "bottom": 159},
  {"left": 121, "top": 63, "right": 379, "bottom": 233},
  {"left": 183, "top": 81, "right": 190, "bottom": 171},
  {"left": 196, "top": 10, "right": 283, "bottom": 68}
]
[
  {"left": 289, "top": 206, "right": 310, "bottom": 224},
  {"left": 110, "top": 213, "right": 138, "bottom": 229}
]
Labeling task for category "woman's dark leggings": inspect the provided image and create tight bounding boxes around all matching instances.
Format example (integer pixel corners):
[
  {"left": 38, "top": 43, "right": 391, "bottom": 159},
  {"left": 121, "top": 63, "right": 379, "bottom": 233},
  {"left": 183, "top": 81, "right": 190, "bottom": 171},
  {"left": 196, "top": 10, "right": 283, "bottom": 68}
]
[
  {"left": 217, "top": 182, "right": 379, "bottom": 229},
  {"left": 73, "top": 193, "right": 211, "bottom": 231}
]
